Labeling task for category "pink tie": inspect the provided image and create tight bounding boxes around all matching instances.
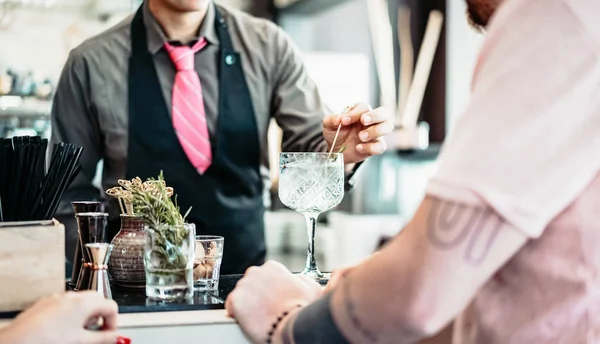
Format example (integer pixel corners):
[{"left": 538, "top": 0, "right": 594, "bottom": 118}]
[{"left": 165, "top": 39, "right": 212, "bottom": 174}]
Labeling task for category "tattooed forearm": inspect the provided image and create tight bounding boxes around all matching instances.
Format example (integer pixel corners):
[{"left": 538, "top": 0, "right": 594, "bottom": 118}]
[
  {"left": 426, "top": 198, "right": 504, "bottom": 265},
  {"left": 342, "top": 273, "right": 378, "bottom": 343},
  {"left": 288, "top": 290, "right": 352, "bottom": 344}
]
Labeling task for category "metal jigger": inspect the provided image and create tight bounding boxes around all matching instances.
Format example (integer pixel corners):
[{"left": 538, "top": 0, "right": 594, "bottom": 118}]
[
  {"left": 85, "top": 243, "right": 114, "bottom": 299},
  {"left": 70, "top": 202, "right": 102, "bottom": 288},
  {"left": 75, "top": 212, "right": 109, "bottom": 291}
]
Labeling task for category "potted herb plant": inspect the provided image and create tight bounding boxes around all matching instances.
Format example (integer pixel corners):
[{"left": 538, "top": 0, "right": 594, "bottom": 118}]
[{"left": 107, "top": 172, "right": 194, "bottom": 301}]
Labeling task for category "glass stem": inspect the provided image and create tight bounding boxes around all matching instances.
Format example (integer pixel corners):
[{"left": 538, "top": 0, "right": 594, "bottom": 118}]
[{"left": 304, "top": 213, "right": 320, "bottom": 274}]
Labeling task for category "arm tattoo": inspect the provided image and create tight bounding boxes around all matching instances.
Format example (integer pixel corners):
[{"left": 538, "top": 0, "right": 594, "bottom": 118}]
[
  {"left": 426, "top": 198, "right": 504, "bottom": 265},
  {"left": 284, "top": 275, "right": 358, "bottom": 344}
]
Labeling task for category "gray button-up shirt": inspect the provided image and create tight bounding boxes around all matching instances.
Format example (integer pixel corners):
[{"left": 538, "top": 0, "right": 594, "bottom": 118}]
[{"left": 51, "top": 2, "right": 329, "bottom": 259}]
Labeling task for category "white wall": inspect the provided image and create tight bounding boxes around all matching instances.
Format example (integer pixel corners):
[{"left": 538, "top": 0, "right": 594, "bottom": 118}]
[
  {"left": 445, "top": 0, "right": 484, "bottom": 129},
  {"left": 278, "top": 0, "right": 377, "bottom": 106}
]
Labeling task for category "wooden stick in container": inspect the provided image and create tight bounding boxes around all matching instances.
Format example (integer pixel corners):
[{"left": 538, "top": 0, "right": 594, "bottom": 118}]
[
  {"left": 366, "top": 0, "right": 397, "bottom": 112},
  {"left": 400, "top": 10, "right": 444, "bottom": 129},
  {"left": 396, "top": 4, "right": 414, "bottom": 126}
]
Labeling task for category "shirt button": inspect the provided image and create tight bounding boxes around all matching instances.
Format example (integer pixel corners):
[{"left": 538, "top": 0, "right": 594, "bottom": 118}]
[{"left": 225, "top": 55, "right": 236, "bottom": 66}]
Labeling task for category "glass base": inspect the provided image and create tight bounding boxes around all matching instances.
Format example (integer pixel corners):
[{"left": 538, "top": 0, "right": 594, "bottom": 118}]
[
  {"left": 297, "top": 271, "right": 331, "bottom": 286},
  {"left": 145, "top": 269, "right": 193, "bottom": 302},
  {"left": 194, "top": 278, "right": 219, "bottom": 292},
  {"left": 145, "top": 284, "right": 193, "bottom": 302}
]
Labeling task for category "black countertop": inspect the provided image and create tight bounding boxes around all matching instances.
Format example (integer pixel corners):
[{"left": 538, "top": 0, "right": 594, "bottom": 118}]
[
  {"left": 0, "top": 274, "right": 243, "bottom": 319},
  {"left": 113, "top": 274, "right": 242, "bottom": 314}
]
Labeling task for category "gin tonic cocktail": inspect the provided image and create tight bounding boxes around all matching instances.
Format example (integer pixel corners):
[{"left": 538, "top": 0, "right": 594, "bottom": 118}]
[{"left": 278, "top": 152, "right": 345, "bottom": 281}]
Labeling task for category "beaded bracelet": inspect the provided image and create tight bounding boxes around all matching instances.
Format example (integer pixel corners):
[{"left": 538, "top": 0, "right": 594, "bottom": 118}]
[{"left": 266, "top": 304, "right": 303, "bottom": 344}]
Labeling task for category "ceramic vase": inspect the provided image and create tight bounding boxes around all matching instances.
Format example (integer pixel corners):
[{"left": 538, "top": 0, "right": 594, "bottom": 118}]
[{"left": 108, "top": 214, "right": 147, "bottom": 288}]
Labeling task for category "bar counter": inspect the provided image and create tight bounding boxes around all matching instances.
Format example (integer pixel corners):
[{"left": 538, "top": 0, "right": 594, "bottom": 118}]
[{"left": 0, "top": 275, "right": 248, "bottom": 343}]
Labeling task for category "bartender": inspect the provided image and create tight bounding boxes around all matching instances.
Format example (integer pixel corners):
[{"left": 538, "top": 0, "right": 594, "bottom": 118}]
[{"left": 51, "top": 0, "right": 392, "bottom": 275}]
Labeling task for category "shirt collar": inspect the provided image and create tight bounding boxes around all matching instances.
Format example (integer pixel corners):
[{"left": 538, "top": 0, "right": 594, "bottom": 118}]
[{"left": 142, "top": 1, "right": 219, "bottom": 55}]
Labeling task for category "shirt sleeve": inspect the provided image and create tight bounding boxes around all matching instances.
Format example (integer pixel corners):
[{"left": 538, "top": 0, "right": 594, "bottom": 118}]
[
  {"left": 270, "top": 26, "right": 330, "bottom": 153},
  {"left": 50, "top": 50, "right": 103, "bottom": 218},
  {"left": 427, "top": 0, "right": 600, "bottom": 238}
]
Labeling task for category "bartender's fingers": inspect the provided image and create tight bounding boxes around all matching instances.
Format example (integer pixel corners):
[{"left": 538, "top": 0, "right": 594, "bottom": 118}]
[
  {"left": 338, "top": 103, "right": 373, "bottom": 126},
  {"left": 358, "top": 121, "right": 394, "bottom": 142},
  {"left": 81, "top": 330, "right": 120, "bottom": 344},
  {"left": 356, "top": 137, "right": 387, "bottom": 156},
  {"left": 359, "top": 107, "right": 389, "bottom": 126},
  {"left": 323, "top": 103, "right": 372, "bottom": 128},
  {"left": 323, "top": 114, "right": 340, "bottom": 130}
]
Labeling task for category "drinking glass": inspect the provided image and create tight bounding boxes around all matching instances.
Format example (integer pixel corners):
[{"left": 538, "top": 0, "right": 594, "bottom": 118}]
[
  {"left": 278, "top": 152, "right": 345, "bottom": 281},
  {"left": 144, "top": 223, "right": 195, "bottom": 302},
  {"left": 194, "top": 235, "right": 224, "bottom": 292}
]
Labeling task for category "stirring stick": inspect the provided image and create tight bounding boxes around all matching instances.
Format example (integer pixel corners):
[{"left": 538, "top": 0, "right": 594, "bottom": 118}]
[
  {"left": 328, "top": 106, "right": 354, "bottom": 156},
  {"left": 328, "top": 124, "right": 343, "bottom": 156}
]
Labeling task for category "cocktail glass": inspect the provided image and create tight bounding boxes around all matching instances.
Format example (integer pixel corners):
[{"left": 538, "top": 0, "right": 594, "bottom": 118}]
[{"left": 278, "top": 152, "right": 345, "bottom": 282}]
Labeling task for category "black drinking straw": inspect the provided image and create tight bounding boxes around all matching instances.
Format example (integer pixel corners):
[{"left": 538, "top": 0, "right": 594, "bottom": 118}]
[
  {"left": 0, "top": 139, "right": 8, "bottom": 221},
  {"left": 30, "top": 142, "right": 64, "bottom": 220},
  {"left": 23, "top": 137, "right": 40, "bottom": 216},
  {"left": 0, "top": 139, "right": 11, "bottom": 221},
  {"left": 43, "top": 145, "right": 83, "bottom": 220},
  {"left": 25, "top": 138, "right": 47, "bottom": 219},
  {"left": 21, "top": 137, "right": 46, "bottom": 221},
  {"left": 0, "top": 137, "right": 84, "bottom": 222},
  {"left": 5, "top": 137, "right": 19, "bottom": 221},
  {"left": 15, "top": 137, "right": 28, "bottom": 220},
  {"left": 17, "top": 136, "right": 36, "bottom": 221},
  {"left": 49, "top": 144, "right": 82, "bottom": 219}
]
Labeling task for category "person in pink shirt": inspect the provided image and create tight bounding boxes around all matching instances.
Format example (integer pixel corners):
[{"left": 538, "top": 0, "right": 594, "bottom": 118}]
[{"left": 226, "top": 0, "right": 600, "bottom": 343}]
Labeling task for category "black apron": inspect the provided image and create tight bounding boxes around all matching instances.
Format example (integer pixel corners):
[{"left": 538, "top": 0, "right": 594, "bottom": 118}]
[{"left": 126, "top": 5, "right": 265, "bottom": 275}]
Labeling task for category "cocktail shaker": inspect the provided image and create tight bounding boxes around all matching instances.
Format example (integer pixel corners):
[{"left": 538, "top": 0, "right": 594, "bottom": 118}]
[
  {"left": 86, "top": 243, "right": 114, "bottom": 299},
  {"left": 75, "top": 212, "right": 109, "bottom": 291},
  {"left": 70, "top": 201, "right": 101, "bottom": 288}
]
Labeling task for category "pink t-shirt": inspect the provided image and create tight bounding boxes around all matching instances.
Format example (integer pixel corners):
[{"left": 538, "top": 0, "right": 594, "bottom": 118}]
[{"left": 427, "top": 0, "right": 600, "bottom": 342}]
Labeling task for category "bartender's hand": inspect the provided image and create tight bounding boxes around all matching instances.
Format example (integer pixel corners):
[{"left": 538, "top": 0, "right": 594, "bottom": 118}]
[
  {"left": 0, "top": 291, "right": 122, "bottom": 344},
  {"left": 323, "top": 103, "right": 393, "bottom": 164},
  {"left": 225, "top": 261, "right": 322, "bottom": 344}
]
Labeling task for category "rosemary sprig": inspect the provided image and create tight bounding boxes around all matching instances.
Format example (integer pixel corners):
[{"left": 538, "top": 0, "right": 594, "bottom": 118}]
[
  {"left": 129, "top": 172, "right": 189, "bottom": 227},
  {"left": 105, "top": 172, "right": 190, "bottom": 226}
]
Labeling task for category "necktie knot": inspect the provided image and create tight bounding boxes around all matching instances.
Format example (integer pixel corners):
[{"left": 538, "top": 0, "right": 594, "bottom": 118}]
[{"left": 165, "top": 38, "right": 207, "bottom": 71}]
